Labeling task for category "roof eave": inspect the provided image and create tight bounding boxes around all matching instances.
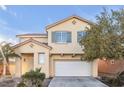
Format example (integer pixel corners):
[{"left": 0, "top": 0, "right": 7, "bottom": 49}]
[{"left": 16, "top": 34, "right": 48, "bottom": 38}]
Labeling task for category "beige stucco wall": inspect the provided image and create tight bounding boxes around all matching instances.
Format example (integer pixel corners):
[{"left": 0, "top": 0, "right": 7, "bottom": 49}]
[
  {"left": 50, "top": 54, "right": 98, "bottom": 77},
  {"left": 13, "top": 17, "right": 98, "bottom": 78},
  {"left": 47, "top": 18, "right": 90, "bottom": 54},
  {"left": 19, "top": 37, "right": 48, "bottom": 43},
  {"left": 14, "top": 42, "right": 50, "bottom": 78}
]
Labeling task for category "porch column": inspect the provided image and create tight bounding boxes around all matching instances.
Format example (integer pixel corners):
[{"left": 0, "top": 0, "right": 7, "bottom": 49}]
[
  {"left": 92, "top": 59, "right": 98, "bottom": 77},
  {"left": 50, "top": 57, "right": 55, "bottom": 77},
  {"left": 33, "top": 52, "right": 38, "bottom": 70},
  {"left": 15, "top": 58, "right": 21, "bottom": 77}
]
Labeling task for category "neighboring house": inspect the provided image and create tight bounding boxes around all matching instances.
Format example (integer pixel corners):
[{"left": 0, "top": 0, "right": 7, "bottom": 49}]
[{"left": 11, "top": 15, "right": 98, "bottom": 78}]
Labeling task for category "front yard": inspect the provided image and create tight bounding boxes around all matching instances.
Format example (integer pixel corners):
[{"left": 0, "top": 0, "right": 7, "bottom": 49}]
[
  {"left": 0, "top": 68, "right": 52, "bottom": 87},
  {"left": 0, "top": 77, "right": 52, "bottom": 87},
  {"left": 0, "top": 77, "right": 21, "bottom": 87}
]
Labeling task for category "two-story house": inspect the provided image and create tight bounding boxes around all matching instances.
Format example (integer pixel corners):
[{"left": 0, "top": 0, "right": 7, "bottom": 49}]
[{"left": 12, "top": 15, "right": 98, "bottom": 78}]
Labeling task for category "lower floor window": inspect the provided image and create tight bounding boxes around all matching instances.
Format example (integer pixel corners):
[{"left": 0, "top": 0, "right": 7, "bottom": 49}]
[{"left": 38, "top": 53, "right": 45, "bottom": 64}]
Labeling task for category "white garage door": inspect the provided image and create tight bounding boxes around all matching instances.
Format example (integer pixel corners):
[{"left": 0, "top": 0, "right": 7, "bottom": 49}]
[{"left": 55, "top": 61, "right": 92, "bottom": 76}]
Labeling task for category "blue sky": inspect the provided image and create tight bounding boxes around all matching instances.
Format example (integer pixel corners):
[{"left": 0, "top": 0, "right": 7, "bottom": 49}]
[{"left": 0, "top": 5, "right": 123, "bottom": 44}]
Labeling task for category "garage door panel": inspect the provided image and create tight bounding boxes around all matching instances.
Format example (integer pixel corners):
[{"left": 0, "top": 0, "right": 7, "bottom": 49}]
[{"left": 55, "top": 61, "right": 92, "bottom": 76}]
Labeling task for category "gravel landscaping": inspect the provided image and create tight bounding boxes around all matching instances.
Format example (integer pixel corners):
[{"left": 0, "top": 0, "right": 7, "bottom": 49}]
[
  {"left": 0, "top": 77, "right": 21, "bottom": 87},
  {"left": 0, "top": 77, "right": 52, "bottom": 87}
]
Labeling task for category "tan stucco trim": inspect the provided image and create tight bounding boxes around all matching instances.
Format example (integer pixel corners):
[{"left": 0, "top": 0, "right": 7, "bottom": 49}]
[
  {"left": 46, "top": 15, "right": 94, "bottom": 30},
  {"left": 16, "top": 33, "right": 47, "bottom": 36},
  {"left": 16, "top": 33, "right": 48, "bottom": 38},
  {"left": 50, "top": 53, "right": 84, "bottom": 55},
  {"left": 13, "top": 38, "right": 52, "bottom": 50}
]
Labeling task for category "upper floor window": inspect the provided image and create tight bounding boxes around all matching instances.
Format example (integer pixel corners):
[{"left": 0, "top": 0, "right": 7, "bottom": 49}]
[
  {"left": 52, "top": 31, "right": 71, "bottom": 43},
  {"left": 77, "top": 31, "right": 86, "bottom": 42}
]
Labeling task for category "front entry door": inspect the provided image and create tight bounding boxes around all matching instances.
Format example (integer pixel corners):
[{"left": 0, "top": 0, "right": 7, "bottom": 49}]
[{"left": 21, "top": 54, "right": 34, "bottom": 75}]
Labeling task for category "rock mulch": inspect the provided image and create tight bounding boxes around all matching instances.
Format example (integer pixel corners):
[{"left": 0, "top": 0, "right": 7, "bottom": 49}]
[
  {"left": 0, "top": 77, "right": 21, "bottom": 87},
  {"left": 0, "top": 77, "right": 51, "bottom": 87}
]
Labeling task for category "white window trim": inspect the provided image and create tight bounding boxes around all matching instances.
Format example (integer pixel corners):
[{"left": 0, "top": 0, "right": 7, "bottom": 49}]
[{"left": 58, "top": 32, "right": 66, "bottom": 43}]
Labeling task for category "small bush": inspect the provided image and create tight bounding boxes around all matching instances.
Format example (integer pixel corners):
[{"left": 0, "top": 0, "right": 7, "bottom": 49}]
[
  {"left": 17, "top": 68, "right": 45, "bottom": 87},
  {"left": 100, "top": 71, "right": 124, "bottom": 87},
  {"left": 118, "top": 71, "right": 124, "bottom": 86}
]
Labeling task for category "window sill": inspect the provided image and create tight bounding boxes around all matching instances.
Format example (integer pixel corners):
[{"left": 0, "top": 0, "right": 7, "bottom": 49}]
[
  {"left": 38, "top": 63, "right": 45, "bottom": 65},
  {"left": 53, "top": 42, "right": 71, "bottom": 44}
]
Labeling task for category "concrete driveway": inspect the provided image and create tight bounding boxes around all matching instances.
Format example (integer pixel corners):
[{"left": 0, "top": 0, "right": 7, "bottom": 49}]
[{"left": 48, "top": 76, "right": 108, "bottom": 87}]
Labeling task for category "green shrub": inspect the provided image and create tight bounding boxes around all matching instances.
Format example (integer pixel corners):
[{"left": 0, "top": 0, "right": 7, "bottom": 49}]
[
  {"left": 17, "top": 68, "right": 45, "bottom": 87},
  {"left": 117, "top": 71, "right": 124, "bottom": 86},
  {"left": 101, "top": 71, "right": 124, "bottom": 87}
]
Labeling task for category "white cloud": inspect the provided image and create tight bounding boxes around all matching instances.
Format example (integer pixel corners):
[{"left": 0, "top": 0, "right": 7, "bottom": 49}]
[
  {"left": 0, "top": 19, "right": 28, "bottom": 45},
  {"left": 0, "top": 5, "right": 17, "bottom": 17},
  {"left": 0, "top": 18, "right": 31, "bottom": 45},
  {"left": 0, "top": 36, "right": 5, "bottom": 42},
  {"left": 0, "top": 5, "right": 7, "bottom": 11},
  {"left": 0, "top": 19, "right": 28, "bottom": 34},
  {"left": 0, "top": 35, "right": 17, "bottom": 45},
  {"left": 7, "top": 38, "right": 18, "bottom": 44}
]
